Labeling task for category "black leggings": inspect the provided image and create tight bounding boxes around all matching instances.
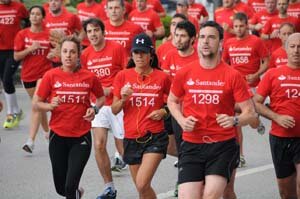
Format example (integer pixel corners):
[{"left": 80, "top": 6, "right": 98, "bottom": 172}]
[
  {"left": 49, "top": 131, "right": 92, "bottom": 199},
  {"left": 0, "top": 50, "right": 20, "bottom": 94}
]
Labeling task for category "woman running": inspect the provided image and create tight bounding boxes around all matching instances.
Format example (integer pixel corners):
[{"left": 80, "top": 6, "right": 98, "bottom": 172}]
[
  {"left": 33, "top": 35, "right": 105, "bottom": 199},
  {"left": 13, "top": 5, "right": 51, "bottom": 153},
  {"left": 111, "top": 33, "right": 171, "bottom": 198}
]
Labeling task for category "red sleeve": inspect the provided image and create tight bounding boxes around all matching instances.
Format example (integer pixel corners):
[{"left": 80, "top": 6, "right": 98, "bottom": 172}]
[
  {"left": 37, "top": 71, "right": 52, "bottom": 100},
  {"left": 170, "top": 69, "right": 186, "bottom": 98},
  {"left": 249, "top": 13, "right": 258, "bottom": 25},
  {"left": 113, "top": 71, "right": 124, "bottom": 99},
  {"left": 261, "top": 19, "right": 272, "bottom": 34},
  {"left": 222, "top": 42, "right": 230, "bottom": 63},
  {"left": 201, "top": 6, "right": 209, "bottom": 17},
  {"left": 14, "top": 30, "right": 25, "bottom": 51},
  {"left": 19, "top": 3, "right": 29, "bottom": 19},
  {"left": 73, "top": 14, "right": 82, "bottom": 32},
  {"left": 268, "top": 53, "right": 276, "bottom": 68},
  {"left": 118, "top": 45, "right": 128, "bottom": 69},
  {"left": 257, "top": 38, "right": 269, "bottom": 58},
  {"left": 231, "top": 71, "right": 251, "bottom": 103},
  {"left": 256, "top": 70, "right": 272, "bottom": 97},
  {"left": 163, "top": 74, "right": 171, "bottom": 95},
  {"left": 161, "top": 52, "right": 170, "bottom": 72},
  {"left": 154, "top": 0, "right": 165, "bottom": 13},
  {"left": 152, "top": 12, "right": 163, "bottom": 29},
  {"left": 91, "top": 75, "right": 104, "bottom": 98}
]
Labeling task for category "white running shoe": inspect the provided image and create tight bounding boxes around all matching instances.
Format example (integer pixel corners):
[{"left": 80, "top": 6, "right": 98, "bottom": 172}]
[{"left": 22, "top": 139, "right": 34, "bottom": 153}]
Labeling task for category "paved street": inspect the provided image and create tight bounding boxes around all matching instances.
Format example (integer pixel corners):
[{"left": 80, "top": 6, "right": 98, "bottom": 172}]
[{"left": 0, "top": 88, "right": 281, "bottom": 198}]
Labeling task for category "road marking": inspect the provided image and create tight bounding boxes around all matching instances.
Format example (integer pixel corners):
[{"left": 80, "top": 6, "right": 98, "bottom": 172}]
[{"left": 157, "top": 164, "right": 274, "bottom": 199}]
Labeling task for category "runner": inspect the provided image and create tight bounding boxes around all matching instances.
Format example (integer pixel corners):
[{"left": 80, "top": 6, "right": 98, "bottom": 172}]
[
  {"left": 168, "top": 21, "right": 257, "bottom": 199},
  {"left": 111, "top": 33, "right": 171, "bottom": 199},
  {"left": 187, "top": 0, "right": 209, "bottom": 24},
  {"left": 33, "top": 35, "right": 105, "bottom": 199},
  {"left": 156, "top": 13, "right": 187, "bottom": 66},
  {"left": 161, "top": 20, "right": 198, "bottom": 197},
  {"left": 131, "top": 0, "right": 166, "bottom": 17},
  {"left": 81, "top": 18, "right": 127, "bottom": 199},
  {"left": 261, "top": 0, "right": 300, "bottom": 52},
  {"left": 254, "top": 32, "right": 300, "bottom": 199},
  {"left": 222, "top": 12, "right": 269, "bottom": 167},
  {"left": 104, "top": 0, "right": 143, "bottom": 59},
  {"left": 287, "top": 0, "right": 300, "bottom": 18},
  {"left": 269, "top": 22, "right": 295, "bottom": 68},
  {"left": 176, "top": 0, "right": 199, "bottom": 35},
  {"left": 248, "top": 0, "right": 266, "bottom": 13},
  {"left": 0, "top": 0, "right": 28, "bottom": 128},
  {"left": 128, "top": 0, "right": 165, "bottom": 48},
  {"left": 13, "top": 5, "right": 52, "bottom": 153}
]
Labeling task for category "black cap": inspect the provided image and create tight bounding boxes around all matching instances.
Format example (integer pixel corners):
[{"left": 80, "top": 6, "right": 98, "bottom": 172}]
[{"left": 131, "top": 33, "right": 153, "bottom": 53}]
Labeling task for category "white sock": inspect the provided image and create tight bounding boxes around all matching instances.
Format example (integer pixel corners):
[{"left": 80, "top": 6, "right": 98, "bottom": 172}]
[
  {"left": 104, "top": 182, "right": 115, "bottom": 192},
  {"left": 4, "top": 92, "right": 20, "bottom": 114}
]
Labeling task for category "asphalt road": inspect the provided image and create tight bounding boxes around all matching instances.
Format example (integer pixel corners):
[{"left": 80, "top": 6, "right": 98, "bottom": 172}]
[{"left": 0, "top": 88, "right": 281, "bottom": 199}]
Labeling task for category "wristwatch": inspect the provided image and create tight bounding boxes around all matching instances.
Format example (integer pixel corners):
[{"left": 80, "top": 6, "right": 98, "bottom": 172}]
[
  {"left": 233, "top": 116, "right": 239, "bottom": 127},
  {"left": 92, "top": 106, "right": 99, "bottom": 115}
]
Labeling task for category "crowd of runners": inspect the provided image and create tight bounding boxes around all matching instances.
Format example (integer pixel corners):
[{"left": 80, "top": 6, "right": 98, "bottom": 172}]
[{"left": 0, "top": 0, "right": 300, "bottom": 198}]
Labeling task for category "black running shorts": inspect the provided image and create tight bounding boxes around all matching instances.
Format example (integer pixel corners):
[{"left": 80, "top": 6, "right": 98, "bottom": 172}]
[
  {"left": 270, "top": 134, "right": 300, "bottom": 179},
  {"left": 123, "top": 131, "right": 169, "bottom": 165},
  {"left": 178, "top": 138, "right": 239, "bottom": 184}
]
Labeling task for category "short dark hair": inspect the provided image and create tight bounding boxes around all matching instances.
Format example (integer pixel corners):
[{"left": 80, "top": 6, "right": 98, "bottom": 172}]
[
  {"left": 172, "top": 13, "right": 188, "bottom": 21},
  {"left": 175, "top": 21, "right": 196, "bottom": 38},
  {"left": 29, "top": 5, "right": 46, "bottom": 18},
  {"left": 200, "top": 21, "right": 224, "bottom": 40},
  {"left": 83, "top": 18, "right": 105, "bottom": 34},
  {"left": 107, "top": 0, "right": 125, "bottom": 8},
  {"left": 233, "top": 12, "right": 248, "bottom": 25}
]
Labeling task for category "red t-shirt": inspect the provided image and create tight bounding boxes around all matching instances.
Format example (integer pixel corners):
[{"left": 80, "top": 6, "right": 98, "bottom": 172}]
[
  {"left": 129, "top": 8, "right": 162, "bottom": 45},
  {"left": 77, "top": 2, "right": 107, "bottom": 46},
  {"left": 131, "top": 0, "right": 165, "bottom": 14},
  {"left": 104, "top": 20, "right": 143, "bottom": 57},
  {"left": 161, "top": 48, "right": 199, "bottom": 81},
  {"left": 81, "top": 41, "right": 127, "bottom": 105},
  {"left": 235, "top": 1, "right": 254, "bottom": 18},
  {"left": 288, "top": 2, "right": 300, "bottom": 18},
  {"left": 44, "top": 9, "right": 82, "bottom": 35},
  {"left": 171, "top": 61, "right": 250, "bottom": 143},
  {"left": 113, "top": 68, "right": 171, "bottom": 138},
  {"left": 0, "top": 1, "right": 28, "bottom": 50},
  {"left": 269, "top": 47, "right": 287, "bottom": 68},
  {"left": 262, "top": 15, "right": 300, "bottom": 52},
  {"left": 247, "top": 0, "right": 265, "bottom": 13},
  {"left": 187, "top": 3, "right": 208, "bottom": 21},
  {"left": 222, "top": 34, "right": 269, "bottom": 87},
  {"left": 214, "top": 7, "right": 238, "bottom": 42},
  {"left": 156, "top": 40, "right": 176, "bottom": 67},
  {"left": 256, "top": 65, "right": 300, "bottom": 137},
  {"left": 14, "top": 28, "right": 52, "bottom": 82},
  {"left": 37, "top": 67, "right": 104, "bottom": 137},
  {"left": 249, "top": 9, "right": 278, "bottom": 34}
]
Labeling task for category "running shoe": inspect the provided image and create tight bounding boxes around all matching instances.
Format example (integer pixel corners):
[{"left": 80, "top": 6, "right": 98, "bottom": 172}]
[
  {"left": 15, "top": 109, "right": 25, "bottom": 122},
  {"left": 22, "top": 139, "right": 34, "bottom": 153},
  {"left": 239, "top": 155, "right": 246, "bottom": 168},
  {"left": 3, "top": 115, "right": 16, "bottom": 129},
  {"left": 111, "top": 157, "right": 127, "bottom": 172},
  {"left": 96, "top": 187, "right": 117, "bottom": 199}
]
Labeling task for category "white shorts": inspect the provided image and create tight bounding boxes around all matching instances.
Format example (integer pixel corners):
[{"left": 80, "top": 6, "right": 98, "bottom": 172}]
[{"left": 92, "top": 105, "right": 124, "bottom": 139}]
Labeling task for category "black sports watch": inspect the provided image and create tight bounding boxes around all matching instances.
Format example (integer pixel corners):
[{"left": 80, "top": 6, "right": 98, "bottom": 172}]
[
  {"left": 92, "top": 106, "right": 100, "bottom": 115},
  {"left": 233, "top": 116, "right": 239, "bottom": 127}
]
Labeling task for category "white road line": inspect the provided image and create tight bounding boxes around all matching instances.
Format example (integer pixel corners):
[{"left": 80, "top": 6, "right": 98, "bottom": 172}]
[{"left": 157, "top": 164, "right": 274, "bottom": 199}]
